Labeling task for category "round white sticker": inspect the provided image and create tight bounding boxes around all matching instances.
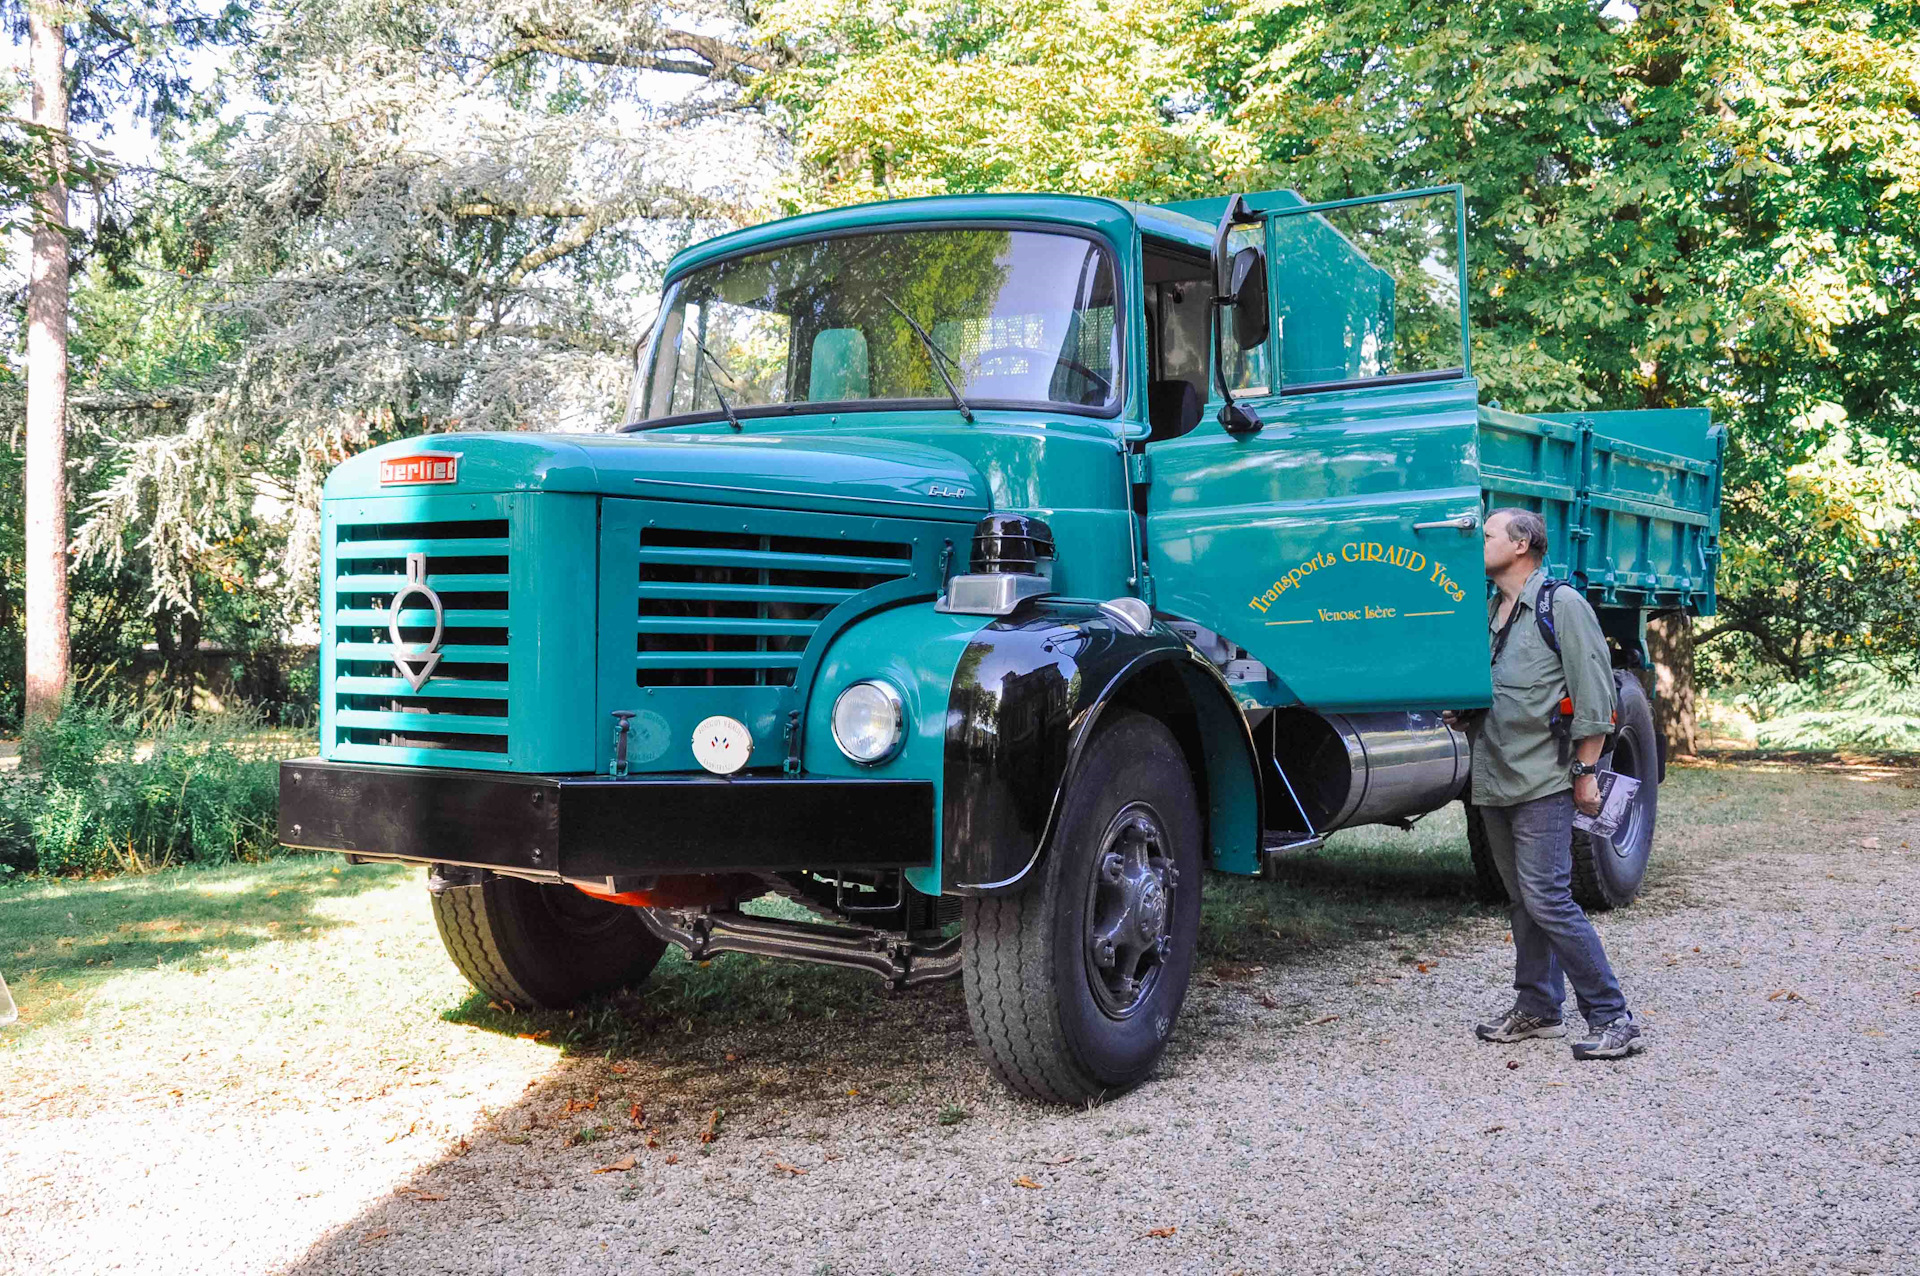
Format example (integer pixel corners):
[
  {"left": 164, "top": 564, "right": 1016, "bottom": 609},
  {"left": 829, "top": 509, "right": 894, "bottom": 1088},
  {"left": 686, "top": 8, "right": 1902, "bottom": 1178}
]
[{"left": 691, "top": 715, "right": 753, "bottom": 775}]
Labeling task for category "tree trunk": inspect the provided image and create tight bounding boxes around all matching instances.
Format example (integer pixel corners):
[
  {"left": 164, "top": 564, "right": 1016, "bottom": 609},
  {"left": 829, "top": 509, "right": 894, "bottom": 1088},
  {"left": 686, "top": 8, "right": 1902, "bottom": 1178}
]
[
  {"left": 23, "top": 2, "right": 70, "bottom": 729},
  {"left": 1646, "top": 611, "right": 1698, "bottom": 757}
]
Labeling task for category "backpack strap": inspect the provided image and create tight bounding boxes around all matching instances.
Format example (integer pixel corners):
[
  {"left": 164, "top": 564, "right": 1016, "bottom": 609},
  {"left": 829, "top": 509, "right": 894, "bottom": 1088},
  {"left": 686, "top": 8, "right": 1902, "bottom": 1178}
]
[{"left": 1534, "top": 576, "right": 1565, "bottom": 656}]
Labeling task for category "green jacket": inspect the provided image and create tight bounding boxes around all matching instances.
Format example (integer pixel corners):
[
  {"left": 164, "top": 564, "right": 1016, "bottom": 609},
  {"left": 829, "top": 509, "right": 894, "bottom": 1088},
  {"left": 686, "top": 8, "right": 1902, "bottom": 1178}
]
[{"left": 1468, "top": 567, "right": 1617, "bottom": 808}]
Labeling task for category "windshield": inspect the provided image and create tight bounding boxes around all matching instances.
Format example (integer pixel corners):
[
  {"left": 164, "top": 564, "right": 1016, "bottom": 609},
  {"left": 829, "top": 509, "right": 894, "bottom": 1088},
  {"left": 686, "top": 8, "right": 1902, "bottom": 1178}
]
[{"left": 628, "top": 227, "right": 1121, "bottom": 425}]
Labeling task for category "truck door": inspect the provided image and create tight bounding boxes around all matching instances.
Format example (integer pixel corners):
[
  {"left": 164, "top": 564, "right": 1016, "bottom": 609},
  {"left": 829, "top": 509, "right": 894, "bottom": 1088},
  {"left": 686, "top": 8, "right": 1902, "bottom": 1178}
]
[{"left": 1144, "top": 186, "right": 1492, "bottom": 712}]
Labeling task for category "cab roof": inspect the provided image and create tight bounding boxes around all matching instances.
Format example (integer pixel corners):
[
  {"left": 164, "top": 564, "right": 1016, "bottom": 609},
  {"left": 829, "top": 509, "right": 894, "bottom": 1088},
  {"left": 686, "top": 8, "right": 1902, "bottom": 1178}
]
[{"left": 662, "top": 193, "right": 1226, "bottom": 281}]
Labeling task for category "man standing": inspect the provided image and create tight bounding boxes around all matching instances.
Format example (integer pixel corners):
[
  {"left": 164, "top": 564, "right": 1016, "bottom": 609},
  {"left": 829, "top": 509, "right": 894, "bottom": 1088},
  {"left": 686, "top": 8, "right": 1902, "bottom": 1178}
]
[{"left": 1460, "top": 508, "right": 1643, "bottom": 1060}]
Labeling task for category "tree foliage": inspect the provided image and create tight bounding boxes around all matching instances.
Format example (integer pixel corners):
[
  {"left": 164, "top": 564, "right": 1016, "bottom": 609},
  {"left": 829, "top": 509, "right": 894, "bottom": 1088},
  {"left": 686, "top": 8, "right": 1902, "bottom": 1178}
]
[
  {"left": 766, "top": 0, "right": 1920, "bottom": 683},
  {"left": 63, "top": 0, "right": 783, "bottom": 617}
]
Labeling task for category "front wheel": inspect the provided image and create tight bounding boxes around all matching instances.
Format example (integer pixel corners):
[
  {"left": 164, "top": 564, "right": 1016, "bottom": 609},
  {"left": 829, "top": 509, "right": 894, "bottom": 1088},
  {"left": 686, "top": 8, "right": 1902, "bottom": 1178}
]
[
  {"left": 962, "top": 711, "right": 1202, "bottom": 1105},
  {"left": 430, "top": 872, "right": 667, "bottom": 1009}
]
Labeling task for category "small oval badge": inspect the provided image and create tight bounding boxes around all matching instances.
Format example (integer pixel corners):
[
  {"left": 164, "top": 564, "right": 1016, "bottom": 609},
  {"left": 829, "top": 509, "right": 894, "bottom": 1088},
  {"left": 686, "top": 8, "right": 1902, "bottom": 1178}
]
[{"left": 691, "top": 715, "right": 752, "bottom": 775}]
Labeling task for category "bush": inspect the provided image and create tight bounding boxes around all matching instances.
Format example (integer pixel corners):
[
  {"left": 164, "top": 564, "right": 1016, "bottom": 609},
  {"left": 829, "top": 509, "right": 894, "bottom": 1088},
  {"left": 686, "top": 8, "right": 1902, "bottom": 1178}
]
[
  {"left": 0, "top": 700, "right": 286, "bottom": 879},
  {"left": 1733, "top": 663, "right": 1920, "bottom": 753}
]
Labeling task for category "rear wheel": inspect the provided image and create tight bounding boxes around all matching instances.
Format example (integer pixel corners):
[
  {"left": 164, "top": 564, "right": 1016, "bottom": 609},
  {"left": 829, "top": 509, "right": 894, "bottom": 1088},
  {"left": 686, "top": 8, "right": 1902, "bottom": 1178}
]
[
  {"left": 962, "top": 711, "right": 1202, "bottom": 1105},
  {"left": 1571, "top": 671, "right": 1659, "bottom": 910},
  {"left": 430, "top": 872, "right": 667, "bottom": 1009},
  {"left": 1464, "top": 801, "right": 1507, "bottom": 903}
]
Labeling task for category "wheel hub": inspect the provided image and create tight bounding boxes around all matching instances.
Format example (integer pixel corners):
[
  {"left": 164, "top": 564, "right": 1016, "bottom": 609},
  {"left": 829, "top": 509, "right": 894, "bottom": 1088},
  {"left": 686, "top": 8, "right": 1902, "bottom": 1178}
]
[{"left": 1085, "top": 805, "right": 1177, "bottom": 1018}]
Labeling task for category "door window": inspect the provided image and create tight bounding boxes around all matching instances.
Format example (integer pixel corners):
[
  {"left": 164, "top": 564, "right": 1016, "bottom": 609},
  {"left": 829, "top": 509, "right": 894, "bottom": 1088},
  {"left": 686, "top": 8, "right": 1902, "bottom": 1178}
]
[{"left": 1268, "top": 189, "right": 1466, "bottom": 389}]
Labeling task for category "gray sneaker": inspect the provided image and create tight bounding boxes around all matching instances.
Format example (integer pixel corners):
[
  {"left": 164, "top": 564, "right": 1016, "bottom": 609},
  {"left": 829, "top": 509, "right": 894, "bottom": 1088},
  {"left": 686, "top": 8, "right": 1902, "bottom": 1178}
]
[
  {"left": 1474, "top": 1004, "right": 1566, "bottom": 1043},
  {"left": 1572, "top": 1014, "right": 1645, "bottom": 1060}
]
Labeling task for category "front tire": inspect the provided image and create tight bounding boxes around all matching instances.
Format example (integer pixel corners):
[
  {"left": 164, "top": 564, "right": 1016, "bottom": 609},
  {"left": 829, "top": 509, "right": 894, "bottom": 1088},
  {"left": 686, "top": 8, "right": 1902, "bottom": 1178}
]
[
  {"left": 430, "top": 873, "right": 667, "bottom": 1009},
  {"left": 962, "top": 711, "right": 1202, "bottom": 1105}
]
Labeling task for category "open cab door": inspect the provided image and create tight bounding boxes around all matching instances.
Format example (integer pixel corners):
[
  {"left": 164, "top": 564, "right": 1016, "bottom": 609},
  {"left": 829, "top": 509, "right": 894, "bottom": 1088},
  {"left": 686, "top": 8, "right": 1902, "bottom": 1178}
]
[{"left": 1144, "top": 186, "right": 1492, "bottom": 712}]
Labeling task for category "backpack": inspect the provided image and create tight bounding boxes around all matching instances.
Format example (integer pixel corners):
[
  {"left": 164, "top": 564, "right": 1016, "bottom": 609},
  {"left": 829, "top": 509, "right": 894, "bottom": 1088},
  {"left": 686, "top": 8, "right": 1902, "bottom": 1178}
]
[
  {"left": 1532, "top": 577, "right": 1619, "bottom": 762},
  {"left": 1532, "top": 576, "right": 1572, "bottom": 656}
]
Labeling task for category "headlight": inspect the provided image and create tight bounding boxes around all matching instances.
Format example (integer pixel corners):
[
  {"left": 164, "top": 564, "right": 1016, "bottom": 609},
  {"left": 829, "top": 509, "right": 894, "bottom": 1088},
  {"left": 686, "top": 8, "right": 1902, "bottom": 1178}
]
[{"left": 831, "top": 680, "right": 905, "bottom": 765}]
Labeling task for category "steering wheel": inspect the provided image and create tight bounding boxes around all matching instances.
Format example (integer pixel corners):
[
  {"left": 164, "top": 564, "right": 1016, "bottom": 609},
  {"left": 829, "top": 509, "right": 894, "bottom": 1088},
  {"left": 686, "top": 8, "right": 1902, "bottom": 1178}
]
[{"left": 971, "top": 344, "right": 1112, "bottom": 402}]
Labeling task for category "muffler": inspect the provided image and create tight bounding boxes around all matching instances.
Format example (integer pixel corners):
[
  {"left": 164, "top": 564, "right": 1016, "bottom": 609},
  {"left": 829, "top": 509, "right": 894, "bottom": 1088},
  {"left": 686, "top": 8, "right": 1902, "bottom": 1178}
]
[{"left": 1264, "top": 708, "right": 1469, "bottom": 836}]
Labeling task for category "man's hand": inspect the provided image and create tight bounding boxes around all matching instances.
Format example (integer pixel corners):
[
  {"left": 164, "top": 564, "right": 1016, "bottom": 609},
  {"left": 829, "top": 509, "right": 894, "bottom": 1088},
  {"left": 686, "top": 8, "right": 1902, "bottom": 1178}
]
[{"left": 1573, "top": 772, "right": 1602, "bottom": 817}]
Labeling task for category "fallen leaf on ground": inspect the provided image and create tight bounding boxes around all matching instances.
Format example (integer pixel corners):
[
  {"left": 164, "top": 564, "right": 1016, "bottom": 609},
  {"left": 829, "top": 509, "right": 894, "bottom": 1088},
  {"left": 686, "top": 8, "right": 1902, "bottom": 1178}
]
[
  {"left": 409, "top": 1192, "right": 447, "bottom": 1201},
  {"left": 1894, "top": 926, "right": 1915, "bottom": 934},
  {"left": 645, "top": 1130, "right": 661, "bottom": 1148},
  {"left": 1483, "top": 1125, "right": 1505, "bottom": 1134},
  {"left": 664, "top": 1153, "right": 679, "bottom": 1164},
  {"left": 516, "top": 1030, "right": 551, "bottom": 1042},
  {"left": 1257, "top": 993, "right": 1280, "bottom": 1009},
  {"left": 1767, "top": 989, "right": 1803, "bottom": 1002},
  {"left": 592, "top": 1156, "right": 636, "bottom": 1174},
  {"left": 385, "top": 1122, "right": 417, "bottom": 1143},
  {"left": 1310, "top": 1014, "right": 1339, "bottom": 1026},
  {"left": 628, "top": 1102, "right": 645, "bottom": 1126},
  {"left": 609, "top": 1063, "right": 631, "bottom": 1074},
  {"left": 1415, "top": 962, "right": 1431, "bottom": 973},
  {"left": 773, "top": 1162, "right": 807, "bottom": 1176},
  {"left": 725, "top": 1053, "right": 738, "bottom": 1063},
  {"left": 702, "top": 1108, "right": 725, "bottom": 1143},
  {"left": 1013, "top": 1176, "right": 1042, "bottom": 1190},
  {"left": 1142, "top": 1226, "right": 1177, "bottom": 1239},
  {"left": 361, "top": 1228, "right": 390, "bottom": 1244}
]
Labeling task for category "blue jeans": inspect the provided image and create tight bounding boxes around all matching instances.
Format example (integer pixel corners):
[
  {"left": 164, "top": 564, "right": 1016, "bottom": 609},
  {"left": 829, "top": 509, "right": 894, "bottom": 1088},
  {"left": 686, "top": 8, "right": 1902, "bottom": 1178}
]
[{"left": 1479, "top": 790, "right": 1628, "bottom": 1029}]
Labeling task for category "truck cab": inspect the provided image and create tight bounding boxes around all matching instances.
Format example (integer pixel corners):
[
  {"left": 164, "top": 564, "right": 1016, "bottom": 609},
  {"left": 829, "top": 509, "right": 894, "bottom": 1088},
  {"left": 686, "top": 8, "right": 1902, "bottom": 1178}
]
[{"left": 281, "top": 187, "right": 1723, "bottom": 1104}]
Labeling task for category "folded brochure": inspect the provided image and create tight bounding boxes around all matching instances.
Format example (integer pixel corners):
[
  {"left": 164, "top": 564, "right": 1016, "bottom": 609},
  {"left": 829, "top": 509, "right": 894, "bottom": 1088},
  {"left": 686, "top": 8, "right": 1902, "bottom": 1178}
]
[{"left": 1573, "top": 771, "right": 1641, "bottom": 838}]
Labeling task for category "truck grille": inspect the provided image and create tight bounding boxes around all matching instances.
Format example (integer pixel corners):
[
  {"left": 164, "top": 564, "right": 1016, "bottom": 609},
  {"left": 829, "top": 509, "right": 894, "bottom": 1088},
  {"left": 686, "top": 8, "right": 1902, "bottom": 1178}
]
[
  {"left": 329, "top": 517, "right": 512, "bottom": 759},
  {"left": 634, "top": 527, "right": 914, "bottom": 687}
]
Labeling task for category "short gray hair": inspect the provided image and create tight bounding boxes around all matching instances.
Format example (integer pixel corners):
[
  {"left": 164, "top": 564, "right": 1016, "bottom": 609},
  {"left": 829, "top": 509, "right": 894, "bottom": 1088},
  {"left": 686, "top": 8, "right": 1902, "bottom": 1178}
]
[{"left": 1491, "top": 507, "right": 1548, "bottom": 562}]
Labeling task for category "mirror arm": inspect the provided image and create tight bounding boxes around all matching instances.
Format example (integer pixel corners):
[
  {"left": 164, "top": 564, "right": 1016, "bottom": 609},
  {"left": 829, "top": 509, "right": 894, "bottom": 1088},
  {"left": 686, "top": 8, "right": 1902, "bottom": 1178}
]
[{"left": 1210, "top": 195, "right": 1264, "bottom": 436}]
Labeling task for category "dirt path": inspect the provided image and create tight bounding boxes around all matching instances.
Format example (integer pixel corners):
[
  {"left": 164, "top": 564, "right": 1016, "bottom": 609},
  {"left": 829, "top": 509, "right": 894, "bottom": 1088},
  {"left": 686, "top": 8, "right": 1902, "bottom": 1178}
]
[{"left": 4, "top": 760, "right": 1917, "bottom": 1275}]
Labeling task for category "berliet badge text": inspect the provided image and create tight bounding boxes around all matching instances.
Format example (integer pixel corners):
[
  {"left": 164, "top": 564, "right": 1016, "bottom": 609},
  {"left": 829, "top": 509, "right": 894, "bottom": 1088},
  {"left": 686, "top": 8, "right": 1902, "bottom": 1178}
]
[{"left": 379, "top": 454, "right": 460, "bottom": 485}]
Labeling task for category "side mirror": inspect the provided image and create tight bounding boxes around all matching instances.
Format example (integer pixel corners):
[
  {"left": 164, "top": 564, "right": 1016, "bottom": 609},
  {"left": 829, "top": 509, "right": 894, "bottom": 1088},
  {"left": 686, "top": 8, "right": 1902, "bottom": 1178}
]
[{"left": 1228, "top": 246, "right": 1269, "bottom": 350}]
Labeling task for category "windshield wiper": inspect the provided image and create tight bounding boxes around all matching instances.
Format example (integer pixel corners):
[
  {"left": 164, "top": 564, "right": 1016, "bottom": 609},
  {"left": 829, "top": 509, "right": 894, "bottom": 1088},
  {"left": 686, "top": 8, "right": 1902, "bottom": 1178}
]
[
  {"left": 882, "top": 294, "right": 974, "bottom": 423},
  {"left": 692, "top": 336, "right": 743, "bottom": 431}
]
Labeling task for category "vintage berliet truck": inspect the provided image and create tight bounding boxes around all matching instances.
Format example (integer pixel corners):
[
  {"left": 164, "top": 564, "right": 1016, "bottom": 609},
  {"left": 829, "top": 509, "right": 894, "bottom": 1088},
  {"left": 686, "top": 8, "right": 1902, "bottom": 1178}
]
[{"left": 280, "top": 185, "right": 1724, "bottom": 1103}]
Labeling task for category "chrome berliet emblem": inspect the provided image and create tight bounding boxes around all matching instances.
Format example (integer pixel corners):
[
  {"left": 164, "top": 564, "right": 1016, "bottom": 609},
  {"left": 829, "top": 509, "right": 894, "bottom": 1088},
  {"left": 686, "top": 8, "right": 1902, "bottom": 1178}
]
[{"left": 389, "top": 552, "right": 445, "bottom": 691}]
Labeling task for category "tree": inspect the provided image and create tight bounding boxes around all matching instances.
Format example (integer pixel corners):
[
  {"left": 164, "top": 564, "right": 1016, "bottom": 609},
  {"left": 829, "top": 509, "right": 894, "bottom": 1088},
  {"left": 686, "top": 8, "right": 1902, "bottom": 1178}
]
[
  {"left": 69, "top": 0, "right": 786, "bottom": 622},
  {"left": 5, "top": 0, "right": 251, "bottom": 727},
  {"left": 22, "top": 0, "right": 71, "bottom": 727},
  {"left": 765, "top": 0, "right": 1920, "bottom": 743}
]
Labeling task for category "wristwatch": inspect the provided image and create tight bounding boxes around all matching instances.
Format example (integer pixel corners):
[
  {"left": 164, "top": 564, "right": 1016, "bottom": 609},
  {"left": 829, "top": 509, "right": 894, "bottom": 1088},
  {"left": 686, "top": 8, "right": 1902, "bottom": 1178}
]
[{"left": 1569, "top": 761, "right": 1600, "bottom": 777}]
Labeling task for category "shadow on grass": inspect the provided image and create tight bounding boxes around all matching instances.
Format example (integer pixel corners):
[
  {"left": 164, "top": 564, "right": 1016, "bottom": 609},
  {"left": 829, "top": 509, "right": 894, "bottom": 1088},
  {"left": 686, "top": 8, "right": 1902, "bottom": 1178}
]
[
  {"left": 440, "top": 826, "right": 1496, "bottom": 1073},
  {"left": 0, "top": 855, "right": 409, "bottom": 1032}
]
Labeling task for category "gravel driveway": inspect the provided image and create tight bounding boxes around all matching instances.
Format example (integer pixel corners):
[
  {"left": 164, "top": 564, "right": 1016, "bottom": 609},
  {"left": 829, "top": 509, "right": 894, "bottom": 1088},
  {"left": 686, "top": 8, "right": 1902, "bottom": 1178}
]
[{"left": 5, "top": 759, "right": 1917, "bottom": 1275}]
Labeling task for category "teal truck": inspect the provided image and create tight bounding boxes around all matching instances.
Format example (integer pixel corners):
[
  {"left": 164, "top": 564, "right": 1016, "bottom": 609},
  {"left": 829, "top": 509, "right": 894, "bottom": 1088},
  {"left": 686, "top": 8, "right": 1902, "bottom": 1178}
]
[{"left": 279, "top": 185, "right": 1724, "bottom": 1104}]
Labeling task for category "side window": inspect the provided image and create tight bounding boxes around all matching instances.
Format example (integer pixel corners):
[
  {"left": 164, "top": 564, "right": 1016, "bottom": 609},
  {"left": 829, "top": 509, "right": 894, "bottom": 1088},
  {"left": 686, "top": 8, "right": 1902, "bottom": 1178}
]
[{"left": 1268, "top": 190, "right": 1464, "bottom": 389}]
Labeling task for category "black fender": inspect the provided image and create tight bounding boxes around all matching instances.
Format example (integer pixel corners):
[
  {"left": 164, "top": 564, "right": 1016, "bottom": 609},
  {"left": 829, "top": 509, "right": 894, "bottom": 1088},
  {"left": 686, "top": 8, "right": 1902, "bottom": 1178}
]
[{"left": 942, "top": 599, "right": 1263, "bottom": 894}]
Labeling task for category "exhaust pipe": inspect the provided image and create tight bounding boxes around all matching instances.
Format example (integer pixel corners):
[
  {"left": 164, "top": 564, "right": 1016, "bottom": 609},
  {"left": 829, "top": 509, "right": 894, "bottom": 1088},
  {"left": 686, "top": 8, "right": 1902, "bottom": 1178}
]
[{"left": 1265, "top": 708, "right": 1469, "bottom": 835}]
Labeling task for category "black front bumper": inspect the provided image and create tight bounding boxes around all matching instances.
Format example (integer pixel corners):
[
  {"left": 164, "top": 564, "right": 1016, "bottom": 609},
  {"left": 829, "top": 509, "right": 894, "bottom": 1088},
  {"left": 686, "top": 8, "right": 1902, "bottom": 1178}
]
[{"left": 278, "top": 759, "right": 934, "bottom": 883}]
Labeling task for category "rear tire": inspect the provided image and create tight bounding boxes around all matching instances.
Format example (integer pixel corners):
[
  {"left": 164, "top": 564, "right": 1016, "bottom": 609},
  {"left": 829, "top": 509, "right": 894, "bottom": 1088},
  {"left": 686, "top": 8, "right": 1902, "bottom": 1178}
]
[
  {"left": 1464, "top": 801, "right": 1507, "bottom": 903},
  {"left": 962, "top": 711, "right": 1202, "bottom": 1105},
  {"left": 1571, "top": 671, "right": 1659, "bottom": 911},
  {"left": 430, "top": 873, "right": 667, "bottom": 1009}
]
